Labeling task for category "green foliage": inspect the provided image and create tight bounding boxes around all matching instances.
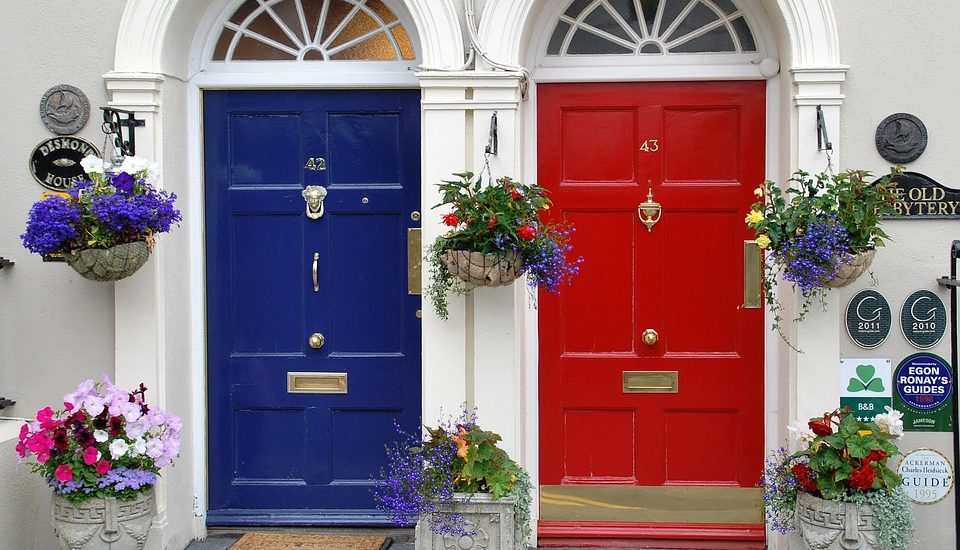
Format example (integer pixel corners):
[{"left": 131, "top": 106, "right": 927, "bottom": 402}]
[{"left": 845, "top": 489, "right": 915, "bottom": 550}]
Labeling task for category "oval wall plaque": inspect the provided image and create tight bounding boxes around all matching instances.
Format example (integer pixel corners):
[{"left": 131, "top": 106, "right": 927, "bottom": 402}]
[
  {"left": 900, "top": 290, "right": 947, "bottom": 349},
  {"left": 29, "top": 136, "right": 99, "bottom": 192},
  {"left": 845, "top": 290, "right": 892, "bottom": 349}
]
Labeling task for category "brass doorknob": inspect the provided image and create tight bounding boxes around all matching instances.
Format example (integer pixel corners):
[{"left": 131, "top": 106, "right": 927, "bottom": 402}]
[
  {"left": 309, "top": 333, "right": 325, "bottom": 349},
  {"left": 642, "top": 328, "right": 659, "bottom": 346}
]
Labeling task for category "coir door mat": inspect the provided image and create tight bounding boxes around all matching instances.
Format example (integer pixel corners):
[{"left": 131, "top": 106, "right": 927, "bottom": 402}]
[{"left": 230, "top": 533, "right": 390, "bottom": 550}]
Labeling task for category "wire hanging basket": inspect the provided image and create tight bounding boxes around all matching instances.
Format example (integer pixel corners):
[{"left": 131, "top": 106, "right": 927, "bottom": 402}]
[
  {"left": 823, "top": 249, "right": 875, "bottom": 288},
  {"left": 65, "top": 241, "right": 151, "bottom": 282},
  {"left": 442, "top": 250, "right": 523, "bottom": 287}
]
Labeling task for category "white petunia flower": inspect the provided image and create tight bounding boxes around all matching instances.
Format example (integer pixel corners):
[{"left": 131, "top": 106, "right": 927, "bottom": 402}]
[
  {"left": 120, "top": 155, "right": 148, "bottom": 175},
  {"left": 94, "top": 430, "right": 109, "bottom": 443},
  {"left": 80, "top": 155, "right": 105, "bottom": 175},
  {"left": 109, "top": 439, "right": 130, "bottom": 459},
  {"left": 146, "top": 161, "right": 161, "bottom": 184},
  {"left": 874, "top": 406, "right": 905, "bottom": 439},
  {"left": 787, "top": 421, "right": 816, "bottom": 448},
  {"left": 131, "top": 438, "right": 147, "bottom": 457}
]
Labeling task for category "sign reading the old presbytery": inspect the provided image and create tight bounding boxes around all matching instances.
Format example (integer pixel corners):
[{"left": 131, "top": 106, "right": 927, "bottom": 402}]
[
  {"left": 29, "top": 136, "right": 99, "bottom": 192},
  {"left": 882, "top": 172, "right": 960, "bottom": 219}
]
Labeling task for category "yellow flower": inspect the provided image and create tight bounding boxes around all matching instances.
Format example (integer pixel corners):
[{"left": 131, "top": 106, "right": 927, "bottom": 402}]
[
  {"left": 745, "top": 210, "right": 764, "bottom": 224},
  {"left": 858, "top": 429, "right": 873, "bottom": 437},
  {"left": 754, "top": 186, "right": 764, "bottom": 197},
  {"left": 755, "top": 235, "right": 771, "bottom": 249}
]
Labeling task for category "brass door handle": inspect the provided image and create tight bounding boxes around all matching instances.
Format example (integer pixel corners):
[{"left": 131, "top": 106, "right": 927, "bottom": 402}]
[
  {"left": 642, "top": 328, "right": 659, "bottom": 346},
  {"left": 312, "top": 252, "right": 319, "bottom": 292},
  {"left": 309, "top": 333, "right": 325, "bottom": 349}
]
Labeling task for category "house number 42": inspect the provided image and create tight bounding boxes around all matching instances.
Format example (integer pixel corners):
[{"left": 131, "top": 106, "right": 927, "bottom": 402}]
[
  {"left": 639, "top": 139, "right": 660, "bottom": 152},
  {"left": 304, "top": 157, "right": 326, "bottom": 171}
]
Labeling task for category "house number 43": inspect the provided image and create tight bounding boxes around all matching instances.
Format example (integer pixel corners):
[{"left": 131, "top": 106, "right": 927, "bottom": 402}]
[{"left": 639, "top": 139, "right": 660, "bottom": 152}]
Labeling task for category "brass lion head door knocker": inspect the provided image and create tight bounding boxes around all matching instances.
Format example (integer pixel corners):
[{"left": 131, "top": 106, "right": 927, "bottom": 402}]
[{"left": 302, "top": 185, "right": 328, "bottom": 219}]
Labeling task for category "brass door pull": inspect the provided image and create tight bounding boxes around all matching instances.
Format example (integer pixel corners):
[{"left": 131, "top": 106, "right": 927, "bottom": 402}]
[
  {"left": 309, "top": 333, "right": 325, "bottom": 349},
  {"left": 312, "top": 253, "right": 319, "bottom": 292},
  {"left": 642, "top": 328, "right": 659, "bottom": 346}
]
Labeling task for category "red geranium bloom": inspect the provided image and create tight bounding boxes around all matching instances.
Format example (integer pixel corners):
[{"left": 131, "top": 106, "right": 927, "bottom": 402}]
[
  {"left": 510, "top": 188, "right": 522, "bottom": 199},
  {"left": 488, "top": 216, "right": 497, "bottom": 228},
  {"left": 849, "top": 464, "right": 876, "bottom": 490},
  {"left": 518, "top": 225, "right": 537, "bottom": 240},
  {"left": 865, "top": 449, "right": 887, "bottom": 463},
  {"left": 443, "top": 213, "right": 459, "bottom": 227},
  {"left": 808, "top": 420, "right": 833, "bottom": 436}
]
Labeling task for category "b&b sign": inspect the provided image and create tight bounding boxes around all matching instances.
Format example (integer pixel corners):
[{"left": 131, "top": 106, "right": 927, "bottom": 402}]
[{"left": 840, "top": 359, "right": 892, "bottom": 421}]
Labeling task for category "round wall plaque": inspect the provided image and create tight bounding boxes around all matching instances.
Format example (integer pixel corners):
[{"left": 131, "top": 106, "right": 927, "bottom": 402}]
[
  {"left": 39, "top": 84, "right": 90, "bottom": 135},
  {"left": 845, "top": 290, "right": 891, "bottom": 349},
  {"left": 900, "top": 290, "right": 946, "bottom": 349},
  {"left": 29, "top": 136, "right": 100, "bottom": 192},
  {"left": 875, "top": 112, "right": 927, "bottom": 164},
  {"left": 894, "top": 353, "right": 952, "bottom": 412},
  {"left": 897, "top": 448, "right": 954, "bottom": 504}
]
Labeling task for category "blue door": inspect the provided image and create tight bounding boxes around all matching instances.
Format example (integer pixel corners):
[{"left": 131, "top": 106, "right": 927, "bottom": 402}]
[{"left": 204, "top": 90, "right": 421, "bottom": 525}]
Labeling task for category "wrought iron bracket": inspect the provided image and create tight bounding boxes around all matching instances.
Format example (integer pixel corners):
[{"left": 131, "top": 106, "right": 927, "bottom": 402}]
[
  {"left": 935, "top": 239, "right": 960, "bottom": 550},
  {"left": 816, "top": 105, "right": 832, "bottom": 152},
  {"left": 485, "top": 111, "right": 498, "bottom": 156},
  {"left": 101, "top": 107, "right": 145, "bottom": 157},
  {"left": 0, "top": 257, "right": 13, "bottom": 269},
  {"left": 0, "top": 397, "right": 14, "bottom": 410}
]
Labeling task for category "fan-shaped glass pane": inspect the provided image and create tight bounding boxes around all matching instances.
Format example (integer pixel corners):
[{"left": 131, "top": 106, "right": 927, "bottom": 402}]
[
  {"left": 213, "top": 0, "right": 415, "bottom": 62},
  {"left": 547, "top": 0, "right": 758, "bottom": 56}
]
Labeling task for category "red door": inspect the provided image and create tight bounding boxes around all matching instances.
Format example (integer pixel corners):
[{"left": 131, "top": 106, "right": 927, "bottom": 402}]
[{"left": 538, "top": 82, "right": 766, "bottom": 548}]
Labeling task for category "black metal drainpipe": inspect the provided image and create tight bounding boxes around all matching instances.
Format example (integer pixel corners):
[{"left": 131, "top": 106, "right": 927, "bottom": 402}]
[{"left": 937, "top": 239, "right": 960, "bottom": 550}]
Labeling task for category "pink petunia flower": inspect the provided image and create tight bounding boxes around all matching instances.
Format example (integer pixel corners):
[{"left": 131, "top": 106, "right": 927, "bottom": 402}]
[
  {"left": 96, "top": 459, "right": 111, "bottom": 475},
  {"left": 55, "top": 464, "right": 73, "bottom": 482},
  {"left": 37, "top": 450, "right": 51, "bottom": 463},
  {"left": 83, "top": 446, "right": 100, "bottom": 465}
]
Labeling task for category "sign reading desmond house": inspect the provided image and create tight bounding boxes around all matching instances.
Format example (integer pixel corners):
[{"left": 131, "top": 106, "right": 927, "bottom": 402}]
[
  {"left": 883, "top": 172, "right": 960, "bottom": 219},
  {"left": 29, "top": 136, "right": 99, "bottom": 192}
]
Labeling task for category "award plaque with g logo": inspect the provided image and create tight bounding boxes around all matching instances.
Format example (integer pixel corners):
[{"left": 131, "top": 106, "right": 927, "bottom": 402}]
[
  {"left": 846, "top": 290, "right": 892, "bottom": 349},
  {"left": 900, "top": 290, "right": 947, "bottom": 349}
]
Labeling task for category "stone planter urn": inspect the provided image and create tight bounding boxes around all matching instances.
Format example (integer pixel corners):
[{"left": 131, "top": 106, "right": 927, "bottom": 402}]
[
  {"left": 416, "top": 493, "right": 523, "bottom": 550},
  {"left": 795, "top": 492, "right": 881, "bottom": 550},
  {"left": 51, "top": 488, "right": 157, "bottom": 550}
]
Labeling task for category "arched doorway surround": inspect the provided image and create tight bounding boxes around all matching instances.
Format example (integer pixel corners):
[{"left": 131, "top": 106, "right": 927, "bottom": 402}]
[{"left": 107, "top": 0, "right": 847, "bottom": 546}]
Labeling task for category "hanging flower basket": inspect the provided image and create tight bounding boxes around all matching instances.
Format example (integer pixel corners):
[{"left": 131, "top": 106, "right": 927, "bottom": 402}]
[
  {"left": 65, "top": 241, "right": 151, "bottom": 282},
  {"left": 823, "top": 248, "right": 875, "bottom": 288},
  {"left": 442, "top": 250, "right": 522, "bottom": 287}
]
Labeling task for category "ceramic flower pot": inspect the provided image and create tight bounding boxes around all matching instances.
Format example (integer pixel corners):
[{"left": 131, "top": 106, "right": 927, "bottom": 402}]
[
  {"left": 416, "top": 493, "right": 522, "bottom": 550},
  {"left": 51, "top": 488, "right": 156, "bottom": 550},
  {"left": 442, "top": 250, "right": 522, "bottom": 287},
  {"left": 795, "top": 492, "right": 881, "bottom": 550},
  {"left": 824, "top": 249, "right": 875, "bottom": 288},
  {"left": 65, "top": 241, "right": 151, "bottom": 282}
]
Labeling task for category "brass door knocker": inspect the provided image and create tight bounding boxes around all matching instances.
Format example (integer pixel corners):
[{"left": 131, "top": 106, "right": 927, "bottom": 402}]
[
  {"left": 638, "top": 187, "right": 662, "bottom": 232},
  {"left": 302, "top": 185, "right": 328, "bottom": 219}
]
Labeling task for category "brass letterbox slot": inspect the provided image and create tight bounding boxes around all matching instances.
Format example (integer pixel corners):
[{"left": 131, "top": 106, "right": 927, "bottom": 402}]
[
  {"left": 287, "top": 372, "right": 347, "bottom": 394},
  {"left": 744, "top": 240, "right": 761, "bottom": 309},
  {"left": 622, "top": 371, "right": 678, "bottom": 393},
  {"left": 408, "top": 228, "right": 422, "bottom": 295}
]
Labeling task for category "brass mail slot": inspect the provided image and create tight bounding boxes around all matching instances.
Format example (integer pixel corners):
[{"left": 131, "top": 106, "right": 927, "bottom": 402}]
[
  {"left": 408, "top": 228, "right": 422, "bottom": 295},
  {"left": 743, "top": 240, "right": 761, "bottom": 308},
  {"left": 287, "top": 372, "right": 347, "bottom": 394},
  {"left": 622, "top": 371, "right": 678, "bottom": 393}
]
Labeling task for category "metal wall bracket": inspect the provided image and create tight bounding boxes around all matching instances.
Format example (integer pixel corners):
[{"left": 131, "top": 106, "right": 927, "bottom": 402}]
[
  {"left": 0, "top": 257, "right": 13, "bottom": 269},
  {"left": 101, "top": 107, "right": 145, "bottom": 157},
  {"left": 0, "top": 397, "right": 15, "bottom": 410},
  {"left": 485, "top": 111, "right": 498, "bottom": 156},
  {"left": 816, "top": 105, "right": 832, "bottom": 152}
]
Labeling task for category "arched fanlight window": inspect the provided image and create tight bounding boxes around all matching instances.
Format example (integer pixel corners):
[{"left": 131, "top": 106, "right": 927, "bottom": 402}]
[
  {"left": 547, "top": 0, "right": 757, "bottom": 56},
  {"left": 213, "top": 0, "right": 415, "bottom": 61}
]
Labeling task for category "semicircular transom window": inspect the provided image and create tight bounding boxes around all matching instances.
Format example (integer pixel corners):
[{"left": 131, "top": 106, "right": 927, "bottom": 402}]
[
  {"left": 547, "top": 0, "right": 758, "bottom": 56},
  {"left": 213, "top": 0, "right": 415, "bottom": 61}
]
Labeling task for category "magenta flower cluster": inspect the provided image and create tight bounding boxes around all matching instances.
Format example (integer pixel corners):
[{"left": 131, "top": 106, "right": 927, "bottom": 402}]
[{"left": 16, "top": 376, "right": 181, "bottom": 502}]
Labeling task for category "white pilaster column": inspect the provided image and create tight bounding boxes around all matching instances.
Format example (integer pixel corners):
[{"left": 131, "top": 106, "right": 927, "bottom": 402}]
[
  {"left": 790, "top": 67, "right": 848, "bottom": 423},
  {"left": 102, "top": 71, "right": 169, "bottom": 550}
]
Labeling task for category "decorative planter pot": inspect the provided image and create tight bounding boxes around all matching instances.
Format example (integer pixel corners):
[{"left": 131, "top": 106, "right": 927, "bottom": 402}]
[
  {"left": 65, "top": 241, "right": 151, "bottom": 282},
  {"left": 795, "top": 492, "right": 880, "bottom": 550},
  {"left": 416, "top": 493, "right": 522, "bottom": 550},
  {"left": 51, "top": 488, "right": 157, "bottom": 550},
  {"left": 824, "top": 249, "right": 875, "bottom": 288},
  {"left": 442, "top": 250, "right": 522, "bottom": 287}
]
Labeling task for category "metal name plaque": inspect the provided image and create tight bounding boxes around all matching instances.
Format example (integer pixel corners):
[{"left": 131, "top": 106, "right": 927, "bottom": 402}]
[
  {"left": 881, "top": 172, "right": 960, "bottom": 219},
  {"left": 845, "top": 290, "right": 892, "bottom": 349},
  {"left": 29, "top": 136, "right": 99, "bottom": 192},
  {"left": 39, "top": 84, "right": 90, "bottom": 135},
  {"left": 875, "top": 113, "right": 927, "bottom": 164},
  {"left": 900, "top": 290, "right": 947, "bottom": 349}
]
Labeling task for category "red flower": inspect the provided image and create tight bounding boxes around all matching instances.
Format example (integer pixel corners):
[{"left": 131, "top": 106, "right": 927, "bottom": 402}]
[
  {"left": 849, "top": 464, "right": 876, "bottom": 490},
  {"left": 518, "top": 225, "right": 537, "bottom": 240},
  {"left": 510, "top": 188, "right": 522, "bottom": 200},
  {"left": 96, "top": 459, "right": 111, "bottom": 475},
  {"left": 108, "top": 416, "right": 123, "bottom": 437},
  {"left": 443, "top": 213, "right": 459, "bottom": 227},
  {"left": 55, "top": 464, "right": 73, "bottom": 482},
  {"left": 865, "top": 449, "right": 887, "bottom": 463},
  {"left": 83, "top": 446, "right": 100, "bottom": 465},
  {"left": 488, "top": 216, "right": 497, "bottom": 228},
  {"left": 52, "top": 427, "right": 69, "bottom": 451},
  {"left": 808, "top": 420, "right": 833, "bottom": 436},
  {"left": 791, "top": 463, "right": 812, "bottom": 479}
]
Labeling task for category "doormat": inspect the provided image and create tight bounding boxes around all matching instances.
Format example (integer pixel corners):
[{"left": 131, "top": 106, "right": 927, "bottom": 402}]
[{"left": 230, "top": 533, "right": 390, "bottom": 550}]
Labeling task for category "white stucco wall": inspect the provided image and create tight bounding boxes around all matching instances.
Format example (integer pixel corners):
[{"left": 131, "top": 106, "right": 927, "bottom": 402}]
[
  {"left": 833, "top": 1, "right": 960, "bottom": 547},
  {"left": 0, "top": 3, "right": 121, "bottom": 550}
]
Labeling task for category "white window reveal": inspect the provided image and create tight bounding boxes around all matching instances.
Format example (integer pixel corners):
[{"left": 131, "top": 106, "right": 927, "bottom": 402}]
[
  {"left": 212, "top": 0, "right": 415, "bottom": 61},
  {"left": 547, "top": 0, "right": 757, "bottom": 56}
]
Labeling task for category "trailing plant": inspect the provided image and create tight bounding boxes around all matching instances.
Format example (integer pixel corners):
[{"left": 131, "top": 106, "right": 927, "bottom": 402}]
[
  {"left": 762, "top": 406, "right": 914, "bottom": 550},
  {"left": 426, "top": 172, "right": 582, "bottom": 319},
  {"left": 745, "top": 168, "right": 900, "bottom": 345}
]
